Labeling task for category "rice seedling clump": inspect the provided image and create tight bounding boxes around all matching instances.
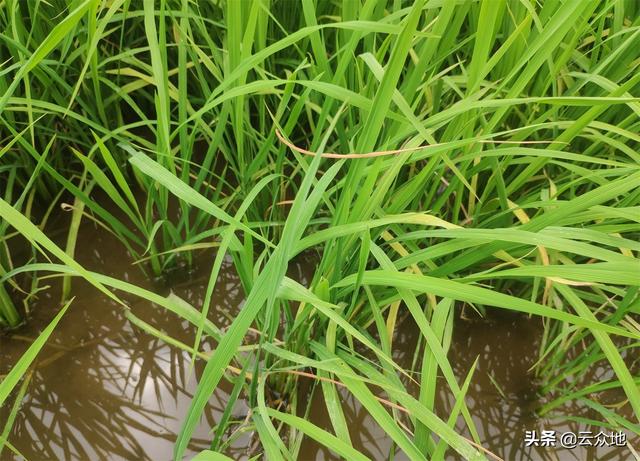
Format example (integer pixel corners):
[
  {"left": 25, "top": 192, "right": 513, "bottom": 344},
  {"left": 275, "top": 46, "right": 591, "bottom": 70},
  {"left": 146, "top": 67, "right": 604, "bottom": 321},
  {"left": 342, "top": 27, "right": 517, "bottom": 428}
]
[{"left": 0, "top": 1, "right": 639, "bottom": 460}]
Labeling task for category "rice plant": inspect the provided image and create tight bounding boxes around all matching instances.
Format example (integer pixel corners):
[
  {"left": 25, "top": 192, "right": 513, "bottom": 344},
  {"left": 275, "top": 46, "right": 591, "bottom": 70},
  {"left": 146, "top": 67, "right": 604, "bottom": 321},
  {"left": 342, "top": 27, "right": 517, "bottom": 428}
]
[{"left": 1, "top": 0, "right": 639, "bottom": 459}]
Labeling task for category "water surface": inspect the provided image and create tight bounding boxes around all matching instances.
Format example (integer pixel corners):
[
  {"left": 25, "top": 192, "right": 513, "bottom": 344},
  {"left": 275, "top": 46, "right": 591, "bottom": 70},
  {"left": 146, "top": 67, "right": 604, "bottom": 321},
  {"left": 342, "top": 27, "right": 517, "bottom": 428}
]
[{"left": 1, "top": 221, "right": 636, "bottom": 460}]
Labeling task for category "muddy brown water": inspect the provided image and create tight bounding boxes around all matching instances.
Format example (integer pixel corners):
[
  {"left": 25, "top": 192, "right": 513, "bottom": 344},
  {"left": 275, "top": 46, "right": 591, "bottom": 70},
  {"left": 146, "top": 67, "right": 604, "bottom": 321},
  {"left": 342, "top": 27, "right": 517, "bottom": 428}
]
[{"left": 1, "top": 220, "right": 637, "bottom": 460}]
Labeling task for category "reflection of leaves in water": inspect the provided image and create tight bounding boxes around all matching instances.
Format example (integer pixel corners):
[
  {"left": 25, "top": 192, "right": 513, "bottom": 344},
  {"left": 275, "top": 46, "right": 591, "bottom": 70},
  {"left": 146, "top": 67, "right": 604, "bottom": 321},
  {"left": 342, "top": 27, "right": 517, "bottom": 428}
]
[
  {"left": 1, "top": 255, "right": 249, "bottom": 461},
  {"left": 301, "top": 312, "right": 637, "bottom": 461},
  {"left": 0, "top": 207, "right": 311, "bottom": 461},
  {"left": 7, "top": 315, "right": 199, "bottom": 459},
  {"left": 14, "top": 366, "right": 151, "bottom": 458}
]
